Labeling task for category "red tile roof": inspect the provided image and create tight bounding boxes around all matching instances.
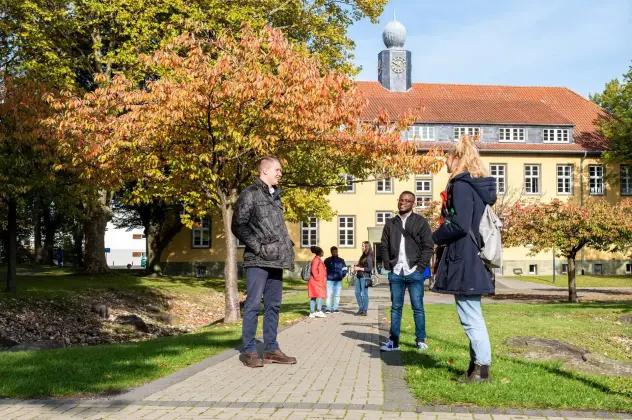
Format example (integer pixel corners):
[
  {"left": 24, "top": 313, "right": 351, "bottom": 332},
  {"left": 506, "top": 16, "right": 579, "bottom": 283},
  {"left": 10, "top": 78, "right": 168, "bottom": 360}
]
[{"left": 356, "top": 82, "right": 608, "bottom": 151}]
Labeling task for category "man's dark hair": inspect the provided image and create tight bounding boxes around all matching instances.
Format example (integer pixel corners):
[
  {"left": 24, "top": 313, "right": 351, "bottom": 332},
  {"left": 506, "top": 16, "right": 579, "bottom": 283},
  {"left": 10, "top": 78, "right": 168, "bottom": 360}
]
[
  {"left": 330, "top": 246, "right": 338, "bottom": 252},
  {"left": 400, "top": 191, "right": 415, "bottom": 199}
]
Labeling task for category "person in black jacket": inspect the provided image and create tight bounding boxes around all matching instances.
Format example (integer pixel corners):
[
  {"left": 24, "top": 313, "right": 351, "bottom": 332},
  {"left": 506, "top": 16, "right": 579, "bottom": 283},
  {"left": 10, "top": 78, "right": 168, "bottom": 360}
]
[
  {"left": 379, "top": 191, "right": 434, "bottom": 352},
  {"left": 232, "top": 156, "right": 296, "bottom": 368},
  {"left": 432, "top": 136, "right": 497, "bottom": 382}
]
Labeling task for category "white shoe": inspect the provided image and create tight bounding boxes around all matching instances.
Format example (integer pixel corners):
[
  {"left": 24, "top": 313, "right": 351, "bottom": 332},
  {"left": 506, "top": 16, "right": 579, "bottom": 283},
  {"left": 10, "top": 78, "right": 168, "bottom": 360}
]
[
  {"left": 417, "top": 342, "right": 429, "bottom": 352},
  {"left": 380, "top": 340, "right": 399, "bottom": 352},
  {"left": 315, "top": 311, "right": 327, "bottom": 318},
  {"left": 309, "top": 312, "right": 317, "bottom": 318}
]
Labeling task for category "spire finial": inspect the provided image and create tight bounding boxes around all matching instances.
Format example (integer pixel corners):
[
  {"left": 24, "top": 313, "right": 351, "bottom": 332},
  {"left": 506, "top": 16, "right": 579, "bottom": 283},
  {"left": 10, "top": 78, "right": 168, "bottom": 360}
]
[{"left": 393, "top": 8, "right": 396, "bottom": 21}]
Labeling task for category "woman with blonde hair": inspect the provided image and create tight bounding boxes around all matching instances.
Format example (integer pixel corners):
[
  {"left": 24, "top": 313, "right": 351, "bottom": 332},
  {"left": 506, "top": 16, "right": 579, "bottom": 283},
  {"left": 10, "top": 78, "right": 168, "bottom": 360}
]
[
  {"left": 353, "top": 241, "right": 374, "bottom": 317},
  {"left": 432, "top": 136, "right": 497, "bottom": 383}
]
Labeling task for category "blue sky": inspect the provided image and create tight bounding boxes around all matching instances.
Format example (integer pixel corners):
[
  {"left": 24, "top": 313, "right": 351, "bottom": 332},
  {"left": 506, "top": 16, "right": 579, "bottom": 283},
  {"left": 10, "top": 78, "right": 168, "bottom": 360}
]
[{"left": 348, "top": 0, "right": 632, "bottom": 98}]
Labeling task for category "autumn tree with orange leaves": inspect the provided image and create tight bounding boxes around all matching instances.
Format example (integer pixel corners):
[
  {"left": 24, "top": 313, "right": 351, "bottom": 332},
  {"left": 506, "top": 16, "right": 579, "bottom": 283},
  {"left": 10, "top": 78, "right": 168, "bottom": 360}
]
[
  {"left": 56, "top": 24, "right": 442, "bottom": 323},
  {"left": 503, "top": 199, "right": 632, "bottom": 303}
]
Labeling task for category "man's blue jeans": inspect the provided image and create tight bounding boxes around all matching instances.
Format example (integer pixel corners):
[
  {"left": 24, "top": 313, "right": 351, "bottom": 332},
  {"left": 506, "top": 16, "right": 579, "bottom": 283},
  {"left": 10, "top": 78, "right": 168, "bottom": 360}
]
[
  {"left": 242, "top": 267, "right": 283, "bottom": 354},
  {"left": 388, "top": 270, "right": 426, "bottom": 346},
  {"left": 455, "top": 295, "right": 492, "bottom": 365},
  {"left": 354, "top": 276, "right": 369, "bottom": 311},
  {"left": 326, "top": 280, "right": 342, "bottom": 311}
]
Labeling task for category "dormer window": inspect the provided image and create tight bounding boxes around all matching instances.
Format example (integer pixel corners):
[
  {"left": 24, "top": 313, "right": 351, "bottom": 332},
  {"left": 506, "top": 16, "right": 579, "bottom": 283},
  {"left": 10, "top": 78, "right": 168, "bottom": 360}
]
[
  {"left": 499, "top": 128, "right": 526, "bottom": 142},
  {"left": 543, "top": 128, "right": 570, "bottom": 143},
  {"left": 453, "top": 127, "right": 480, "bottom": 141},
  {"left": 404, "top": 125, "right": 435, "bottom": 141}
]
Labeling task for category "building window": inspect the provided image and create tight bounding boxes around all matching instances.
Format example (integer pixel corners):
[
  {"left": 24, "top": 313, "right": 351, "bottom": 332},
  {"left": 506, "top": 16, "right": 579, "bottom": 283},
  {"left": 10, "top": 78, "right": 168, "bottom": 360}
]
[
  {"left": 621, "top": 165, "right": 632, "bottom": 196},
  {"left": 589, "top": 165, "right": 605, "bottom": 196},
  {"left": 376, "top": 178, "right": 393, "bottom": 194},
  {"left": 132, "top": 233, "right": 146, "bottom": 240},
  {"left": 338, "top": 216, "right": 355, "bottom": 248},
  {"left": 415, "top": 178, "right": 432, "bottom": 194},
  {"left": 499, "top": 128, "right": 526, "bottom": 142},
  {"left": 192, "top": 217, "right": 211, "bottom": 248},
  {"left": 300, "top": 217, "right": 318, "bottom": 248},
  {"left": 376, "top": 211, "right": 393, "bottom": 225},
  {"left": 593, "top": 264, "right": 603, "bottom": 275},
  {"left": 543, "top": 129, "right": 570, "bottom": 143},
  {"left": 626, "top": 263, "right": 632, "bottom": 274},
  {"left": 490, "top": 164, "right": 506, "bottom": 195},
  {"left": 340, "top": 174, "right": 355, "bottom": 193},
  {"left": 524, "top": 165, "right": 540, "bottom": 195},
  {"left": 557, "top": 165, "right": 573, "bottom": 195},
  {"left": 453, "top": 127, "right": 480, "bottom": 141},
  {"left": 562, "top": 264, "right": 568, "bottom": 274},
  {"left": 404, "top": 125, "right": 435, "bottom": 141},
  {"left": 528, "top": 264, "right": 537, "bottom": 275}
]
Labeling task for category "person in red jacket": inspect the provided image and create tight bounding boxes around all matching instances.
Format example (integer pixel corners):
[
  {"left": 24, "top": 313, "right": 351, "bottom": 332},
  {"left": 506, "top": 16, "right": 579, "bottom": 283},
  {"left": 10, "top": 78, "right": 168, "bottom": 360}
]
[{"left": 308, "top": 246, "right": 327, "bottom": 318}]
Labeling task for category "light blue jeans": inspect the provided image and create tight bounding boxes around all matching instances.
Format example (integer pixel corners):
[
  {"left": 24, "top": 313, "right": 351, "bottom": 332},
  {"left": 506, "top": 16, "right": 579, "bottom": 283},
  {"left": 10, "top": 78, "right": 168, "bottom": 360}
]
[
  {"left": 455, "top": 295, "right": 492, "bottom": 365},
  {"left": 326, "top": 281, "right": 343, "bottom": 311},
  {"left": 354, "top": 276, "right": 369, "bottom": 311},
  {"left": 310, "top": 298, "right": 323, "bottom": 313}
]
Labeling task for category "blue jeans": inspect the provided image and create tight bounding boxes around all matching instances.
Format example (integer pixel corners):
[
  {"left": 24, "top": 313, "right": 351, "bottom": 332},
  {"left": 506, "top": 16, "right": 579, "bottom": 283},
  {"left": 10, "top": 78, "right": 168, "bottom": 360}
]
[
  {"left": 326, "top": 281, "right": 342, "bottom": 311},
  {"left": 310, "top": 298, "right": 323, "bottom": 312},
  {"left": 388, "top": 270, "right": 426, "bottom": 346},
  {"left": 354, "top": 276, "right": 369, "bottom": 311},
  {"left": 455, "top": 295, "right": 492, "bottom": 365},
  {"left": 242, "top": 267, "right": 283, "bottom": 354}
]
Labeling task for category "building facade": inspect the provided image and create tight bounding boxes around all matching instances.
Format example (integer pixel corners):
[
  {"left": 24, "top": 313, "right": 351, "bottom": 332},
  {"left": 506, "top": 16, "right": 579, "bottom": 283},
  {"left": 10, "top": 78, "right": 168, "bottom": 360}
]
[{"left": 160, "top": 19, "right": 630, "bottom": 277}]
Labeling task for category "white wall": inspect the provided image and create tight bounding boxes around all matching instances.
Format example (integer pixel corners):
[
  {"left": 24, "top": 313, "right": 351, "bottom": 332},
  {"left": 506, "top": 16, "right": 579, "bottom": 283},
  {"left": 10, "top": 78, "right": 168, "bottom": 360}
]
[{"left": 104, "top": 222, "right": 146, "bottom": 268}]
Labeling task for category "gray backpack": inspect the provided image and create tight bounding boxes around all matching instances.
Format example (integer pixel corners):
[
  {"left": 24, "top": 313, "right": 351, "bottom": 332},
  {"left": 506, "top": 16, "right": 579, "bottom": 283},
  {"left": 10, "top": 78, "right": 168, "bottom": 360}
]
[
  {"left": 469, "top": 204, "right": 503, "bottom": 268},
  {"left": 301, "top": 259, "right": 313, "bottom": 281}
]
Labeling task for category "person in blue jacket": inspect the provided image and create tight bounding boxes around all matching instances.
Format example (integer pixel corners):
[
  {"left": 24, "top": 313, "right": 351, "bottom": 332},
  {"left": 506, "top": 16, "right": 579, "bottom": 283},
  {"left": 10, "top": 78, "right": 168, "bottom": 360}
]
[
  {"left": 324, "top": 246, "right": 347, "bottom": 313},
  {"left": 432, "top": 135, "right": 497, "bottom": 383}
]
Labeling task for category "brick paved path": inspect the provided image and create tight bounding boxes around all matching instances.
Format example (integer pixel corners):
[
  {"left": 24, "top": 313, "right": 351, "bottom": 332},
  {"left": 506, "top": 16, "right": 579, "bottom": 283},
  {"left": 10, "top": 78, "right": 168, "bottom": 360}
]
[{"left": 1, "top": 299, "right": 629, "bottom": 419}]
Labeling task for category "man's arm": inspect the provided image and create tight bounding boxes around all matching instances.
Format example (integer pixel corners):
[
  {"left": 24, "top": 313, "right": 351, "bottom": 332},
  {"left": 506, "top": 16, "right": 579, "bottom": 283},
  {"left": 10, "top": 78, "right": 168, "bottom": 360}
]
[
  {"left": 418, "top": 218, "right": 435, "bottom": 269},
  {"left": 432, "top": 182, "right": 473, "bottom": 246},
  {"left": 340, "top": 259, "right": 348, "bottom": 278},
  {"left": 231, "top": 189, "right": 261, "bottom": 254},
  {"left": 380, "top": 221, "right": 392, "bottom": 270}
]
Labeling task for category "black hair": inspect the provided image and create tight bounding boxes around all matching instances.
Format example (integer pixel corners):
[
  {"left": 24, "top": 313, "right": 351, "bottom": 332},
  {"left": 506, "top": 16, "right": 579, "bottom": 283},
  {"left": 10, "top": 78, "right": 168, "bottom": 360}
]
[{"left": 310, "top": 246, "right": 324, "bottom": 256}]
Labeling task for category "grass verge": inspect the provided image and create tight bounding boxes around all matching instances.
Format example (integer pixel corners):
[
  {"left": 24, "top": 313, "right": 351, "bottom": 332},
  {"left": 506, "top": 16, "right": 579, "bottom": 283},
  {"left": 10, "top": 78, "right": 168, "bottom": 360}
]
[
  {"left": 395, "top": 302, "right": 632, "bottom": 412},
  {"left": 507, "top": 275, "right": 632, "bottom": 288}
]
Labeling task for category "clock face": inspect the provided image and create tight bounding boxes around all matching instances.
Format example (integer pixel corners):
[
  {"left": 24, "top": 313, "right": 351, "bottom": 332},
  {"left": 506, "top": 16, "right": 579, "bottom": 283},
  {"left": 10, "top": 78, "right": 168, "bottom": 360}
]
[{"left": 391, "top": 57, "right": 406, "bottom": 74}]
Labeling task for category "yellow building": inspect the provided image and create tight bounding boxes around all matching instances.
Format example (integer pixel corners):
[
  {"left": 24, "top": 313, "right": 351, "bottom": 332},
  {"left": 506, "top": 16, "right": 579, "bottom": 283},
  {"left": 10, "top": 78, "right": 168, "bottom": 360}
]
[{"left": 160, "top": 18, "right": 630, "bottom": 277}]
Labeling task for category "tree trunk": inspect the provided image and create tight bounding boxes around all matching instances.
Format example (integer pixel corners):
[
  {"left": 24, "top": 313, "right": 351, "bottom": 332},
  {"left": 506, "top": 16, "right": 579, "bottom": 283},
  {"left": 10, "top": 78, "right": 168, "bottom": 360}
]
[
  {"left": 567, "top": 254, "right": 578, "bottom": 303},
  {"left": 83, "top": 192, "right": 113, "bottom": 274},
  {"left": 6, "top": 199, "right": 17, "bottom": 293},
  {"left": 220, "top": 189, "right": 241, "bottom": 324},
  {"left": 140, "top": 202, "right": 183, "bottom": 276},
  {"left": 33, "top": 198, "right": 45, "bottom": 265},
  {"left": 73, "top": 222, "right": 84, "bottom": 268}
]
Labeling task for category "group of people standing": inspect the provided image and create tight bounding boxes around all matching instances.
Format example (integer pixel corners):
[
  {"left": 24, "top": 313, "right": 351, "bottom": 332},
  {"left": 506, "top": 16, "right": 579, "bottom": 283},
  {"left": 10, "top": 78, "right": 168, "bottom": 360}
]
[
  {"left": 231, "top": 136, "right": 497, "bottom": 383},
  {"left": 305, "top": 241, "right": 374, "bottom": 318}
]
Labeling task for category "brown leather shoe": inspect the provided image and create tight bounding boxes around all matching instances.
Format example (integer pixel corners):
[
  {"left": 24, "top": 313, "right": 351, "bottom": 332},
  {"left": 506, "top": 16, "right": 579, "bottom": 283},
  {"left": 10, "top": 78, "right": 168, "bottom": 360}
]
[
  {"left": 240, "top": 352, "right": 263, "bottom": 368},
  {"left": 263, "top": 349, "right": 297, "bottom": 365}
]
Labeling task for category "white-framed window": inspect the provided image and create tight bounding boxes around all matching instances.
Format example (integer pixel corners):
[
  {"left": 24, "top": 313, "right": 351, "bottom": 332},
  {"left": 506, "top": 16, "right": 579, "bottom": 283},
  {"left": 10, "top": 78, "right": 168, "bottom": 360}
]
[
  {"left": 543, "top": 128, "right": 570, "bottom": 143},
  {"left": 338, "top": 216, "right": 355, "bottom": 248},
  {"left": 626, "top": 263, "right": 632, "bottom": 274},
  {"left": 300, "top": 217, "right": 318, "bottom": 248},
  {"left": 453, "top": 127, "right": 480, "bottom": 141},
  {"left": 376, "top": 211, "right": 393, "bottom": 225},
  {"left": 416, "top": 171, "right": 432, "bottom": 177},
  {"left": 557, "top": 165, "right": 573, "bottom": 195},
  {"left": 593, "top": 263, "right": 603, "bottom": 275},
  {"left": 621, "top": 165, "right": 632, "bottom": 196},
  {"left": 376, "top": 178, "right": 393, "bottom": 194},
  {"left": 562, "top": 264, "right": 568, "bottom": 274},
  {"left": 490, "top": 164, "right": 506, "bottom": 195},
  {"left": 528, "top": 264, "right": 537, "bottom": 275},
  {"left": 499, "top": 127, "right": 526, "bottom": 142},
  {"left": 192, "top": 217, "right": 211, "bottom": 248},
  {"left": 589, "top": 165, "right": 605, "bottom": 196},
  {"left": 415, "top": 178, "right": 432, "bottom": 194},
  {"left": 404, "top": 125, "right": 435, "bottom": 141},
  {"left": 416, "top": 196, "right": 432, "bottom": 209},
  {"left": 524, "top": 165, "right": 540, "bottom": 195},
  {"left": 340, "top": 174, "right": 355, "bottom": 193}
]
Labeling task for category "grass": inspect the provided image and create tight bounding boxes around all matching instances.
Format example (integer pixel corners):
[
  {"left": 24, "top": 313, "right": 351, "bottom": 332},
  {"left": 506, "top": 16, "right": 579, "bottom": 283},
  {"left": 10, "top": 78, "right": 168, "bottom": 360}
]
[
  {"left": 392, "top": 302, "right": 632, "bottom": 412},
  {"left": 508, "top": 275, "right": 632, "bottom": 288},
  {"left": 0, "top": 268, "right": 311, "bottom": 398}
]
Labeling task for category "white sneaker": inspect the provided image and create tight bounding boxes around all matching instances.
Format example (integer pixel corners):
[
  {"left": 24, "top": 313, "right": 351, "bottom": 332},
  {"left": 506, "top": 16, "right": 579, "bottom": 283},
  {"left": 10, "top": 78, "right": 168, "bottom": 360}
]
[
  {"left": 380, "top": 340, "right": 399, "bottom": 352},
  {"left": 417, "top": 342, "right": 429, "bottom": 352},
  {"left": 315, "top": 311, "right": 327, "bottom": 318},
  {"left": 309, "top": 312, "right": 317, "bottom": 318}
]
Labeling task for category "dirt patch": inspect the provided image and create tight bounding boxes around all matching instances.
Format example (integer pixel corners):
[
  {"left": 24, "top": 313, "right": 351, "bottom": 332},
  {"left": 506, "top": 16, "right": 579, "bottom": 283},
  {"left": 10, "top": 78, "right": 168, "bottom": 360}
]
[{"left": 505, "top": 336, "right": 632, "bottom": 377}]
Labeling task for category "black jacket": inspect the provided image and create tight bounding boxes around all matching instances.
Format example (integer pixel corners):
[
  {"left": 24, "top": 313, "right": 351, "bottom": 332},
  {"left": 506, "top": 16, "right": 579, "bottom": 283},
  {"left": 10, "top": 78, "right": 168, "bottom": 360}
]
[
  {"left": 380, "top": 212, "right": 434, "bottom": 274},
  {"left": 432, "top": 172, "right": 497, "bottom": 295},
  {"left": 231, "top": 178, "right": 295, "bottom": 271}
]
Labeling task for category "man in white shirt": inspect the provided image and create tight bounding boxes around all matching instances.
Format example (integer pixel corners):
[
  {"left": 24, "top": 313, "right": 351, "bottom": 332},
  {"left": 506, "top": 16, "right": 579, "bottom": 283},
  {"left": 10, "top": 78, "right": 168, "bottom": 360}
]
[{"left": 379, "top": 191, "right": 434, "bottom": 352}]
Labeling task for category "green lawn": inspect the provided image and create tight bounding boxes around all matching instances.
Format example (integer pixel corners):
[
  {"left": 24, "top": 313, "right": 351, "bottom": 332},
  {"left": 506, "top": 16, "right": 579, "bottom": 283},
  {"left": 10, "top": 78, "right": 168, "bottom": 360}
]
[
  {"left": 507, "top": 275, "right": 632, "bottom": 288},
  {"left": 0, "top": 268, "right": 310, "bottom": 398},
  {"left": 395, "top": 303, "right": 632, "bottom": 412}
]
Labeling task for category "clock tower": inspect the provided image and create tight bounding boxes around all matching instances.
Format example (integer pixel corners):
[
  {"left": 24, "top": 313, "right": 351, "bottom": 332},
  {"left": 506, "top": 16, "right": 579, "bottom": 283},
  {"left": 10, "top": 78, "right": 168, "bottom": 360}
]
[{"left": 378, "top": 17, "right": 411, "bottom": 92}]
